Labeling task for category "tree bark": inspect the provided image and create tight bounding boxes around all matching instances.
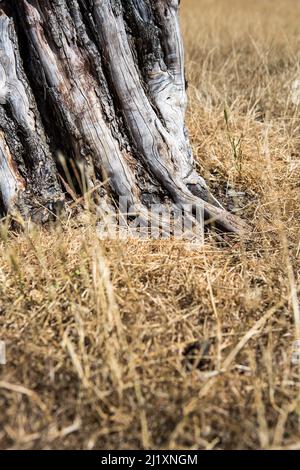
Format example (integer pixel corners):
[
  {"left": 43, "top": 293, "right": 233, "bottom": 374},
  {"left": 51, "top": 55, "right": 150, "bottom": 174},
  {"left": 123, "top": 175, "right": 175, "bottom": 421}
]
[{"left": 0, "top": 0, "right": 247, "bottom": 233}]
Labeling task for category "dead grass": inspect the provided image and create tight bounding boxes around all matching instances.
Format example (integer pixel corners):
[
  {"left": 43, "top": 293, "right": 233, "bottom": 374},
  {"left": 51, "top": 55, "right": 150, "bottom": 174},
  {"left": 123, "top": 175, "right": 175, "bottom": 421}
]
[{"left": 0, "top": 0, "right": 300, "bottom": 450}]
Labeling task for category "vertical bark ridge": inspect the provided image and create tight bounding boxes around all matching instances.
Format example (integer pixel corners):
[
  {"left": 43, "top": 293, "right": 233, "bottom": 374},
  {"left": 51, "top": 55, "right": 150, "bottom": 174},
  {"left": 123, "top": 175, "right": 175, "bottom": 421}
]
[
  {"left": 122, "top": 0, "right": 209, "bottom": 196},
  {"left": 88, "top": 0, "right": 245, "bottom": 232},
  {"left": 0, "top": 8, "right": 63, "bottom": 220},
  {"left": 16, "top": 0, "right": 141, "bottom": 205},
  {"left": 91, "top": 1, "right": 193, "bottom": 192}
]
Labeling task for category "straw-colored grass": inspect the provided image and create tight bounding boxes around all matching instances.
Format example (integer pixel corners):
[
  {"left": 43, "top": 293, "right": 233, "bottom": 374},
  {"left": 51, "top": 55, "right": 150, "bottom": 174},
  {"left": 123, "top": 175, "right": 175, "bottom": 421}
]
[{"left": 0, "top": 0, "right": 300, "bottom": 450}]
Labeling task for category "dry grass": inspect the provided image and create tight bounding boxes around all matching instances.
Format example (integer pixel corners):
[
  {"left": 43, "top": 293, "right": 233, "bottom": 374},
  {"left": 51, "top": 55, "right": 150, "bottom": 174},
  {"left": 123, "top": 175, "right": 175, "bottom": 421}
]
[{"left": 1, "top": 0, "right": 300, "bottom": 450}]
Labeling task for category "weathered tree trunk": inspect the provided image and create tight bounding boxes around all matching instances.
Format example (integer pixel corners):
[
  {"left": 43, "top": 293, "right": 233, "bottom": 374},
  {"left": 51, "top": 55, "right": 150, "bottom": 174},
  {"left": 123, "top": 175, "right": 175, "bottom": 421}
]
[{"left": 0, "top": 0, "right": 246, "bottom": 233}]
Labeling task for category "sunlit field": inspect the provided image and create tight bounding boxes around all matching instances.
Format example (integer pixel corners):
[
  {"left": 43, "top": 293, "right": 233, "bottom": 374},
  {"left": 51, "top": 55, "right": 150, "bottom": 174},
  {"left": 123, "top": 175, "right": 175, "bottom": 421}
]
[{"left": 0, "top": 0, "right": 300, "bottom": 449}]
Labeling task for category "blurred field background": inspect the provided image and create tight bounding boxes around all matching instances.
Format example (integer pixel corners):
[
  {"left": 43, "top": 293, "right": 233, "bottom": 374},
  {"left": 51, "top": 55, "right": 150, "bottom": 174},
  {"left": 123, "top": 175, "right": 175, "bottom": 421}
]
[{"left": 1, "top": 0, "right": 300, "bottom": 449}]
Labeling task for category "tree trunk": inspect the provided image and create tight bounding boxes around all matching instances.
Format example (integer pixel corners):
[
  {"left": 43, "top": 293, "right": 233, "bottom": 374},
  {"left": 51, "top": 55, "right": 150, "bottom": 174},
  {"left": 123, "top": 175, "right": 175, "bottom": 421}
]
[{"left": 0, "top": 0, "right": 246, "bottom": 233}]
